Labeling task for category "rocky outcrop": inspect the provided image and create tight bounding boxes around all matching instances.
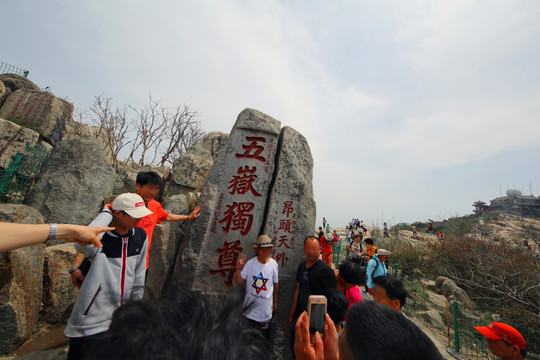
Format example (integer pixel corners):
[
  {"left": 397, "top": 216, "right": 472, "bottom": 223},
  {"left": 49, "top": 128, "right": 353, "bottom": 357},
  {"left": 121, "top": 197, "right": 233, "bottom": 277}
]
[
  {"left": 145, "top": 194, "right": 193, "bottom": 299},
  {"left": 170, "top": 147, "right": 213, "bottom": 191},
  {"left": 416, "top": 309, "right": 445, "bottom": 328},
  {"left": 0, "top": 81, "right": 6, "bottom": 100},
  {"left": 0, "top": 89, "right": 74, "bottom": 145},
  {"left": 24, "top": 138, "right": 115, "bottom": 228},
  {"left": 0, "top": 205, "right": 46, "bottom": 354},
  {"left": 41, "top": 244, "right": 78, "bottom": 323},
  {"left": 0, "top": 118, "right": 40, "bottom": 163},
  {"left": 435, "top": 276, "right": 474, "bottom": 309},
  {"left": 197, "top": 131, "right": 229, "bottom": 160},
  {"left": 0, "top": 74, "right": 40, "bottom": 93}
]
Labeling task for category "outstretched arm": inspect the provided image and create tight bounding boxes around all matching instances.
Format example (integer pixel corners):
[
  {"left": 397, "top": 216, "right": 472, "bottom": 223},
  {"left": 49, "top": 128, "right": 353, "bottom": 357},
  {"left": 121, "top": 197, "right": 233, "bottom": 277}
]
[
  {"left": 165, "top": 206, "right": 202, "bottom": 222},
  {"left": 0, "top": 223, "right": 114, "bottom": 253}
]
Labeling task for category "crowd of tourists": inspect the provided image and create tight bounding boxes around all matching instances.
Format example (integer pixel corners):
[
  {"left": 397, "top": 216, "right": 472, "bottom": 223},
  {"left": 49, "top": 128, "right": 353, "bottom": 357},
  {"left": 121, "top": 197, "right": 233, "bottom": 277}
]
[{"left": 0, "top": 199, "right": 529, "bottom": 359}]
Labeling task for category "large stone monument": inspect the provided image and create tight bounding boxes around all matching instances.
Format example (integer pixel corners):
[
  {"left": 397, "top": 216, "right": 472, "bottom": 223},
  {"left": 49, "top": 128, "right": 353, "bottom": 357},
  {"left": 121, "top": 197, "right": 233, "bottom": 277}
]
[
  {"left": 171, "top": 109, "right": 316, "bottom": 358},
  {"left": 173, "top": 108, "right": 281, "bottom": 290},
  {"left": 262, "top": 126, "right": 316, "bottom": 356}
]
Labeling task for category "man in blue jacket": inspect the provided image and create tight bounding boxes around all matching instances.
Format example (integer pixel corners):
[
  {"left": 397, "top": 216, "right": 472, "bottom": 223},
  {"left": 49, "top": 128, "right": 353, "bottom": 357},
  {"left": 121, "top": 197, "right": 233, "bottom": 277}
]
[{"left": 365, "top": 248, "right": 391, "bottom": 295}]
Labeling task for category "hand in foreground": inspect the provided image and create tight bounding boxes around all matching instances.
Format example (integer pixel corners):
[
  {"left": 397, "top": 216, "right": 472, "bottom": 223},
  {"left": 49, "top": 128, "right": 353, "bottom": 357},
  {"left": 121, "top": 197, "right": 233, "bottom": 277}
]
[
  {"left": 294, "top": 311, "right": 339, "bottom": 360},
  {"left": 61, "top": 225, "right": 115, "bottom": 248}
]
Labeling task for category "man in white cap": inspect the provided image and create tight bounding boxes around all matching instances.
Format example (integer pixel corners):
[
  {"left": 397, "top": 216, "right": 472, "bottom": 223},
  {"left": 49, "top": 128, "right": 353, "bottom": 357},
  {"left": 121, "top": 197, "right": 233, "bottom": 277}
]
[
  {"left": 235, "top": 234, "right": 279, "bottom": 340},
  {"left": 366, "top": 248, "right": 391, "bottom": 295},
  {"left": 64, "top": 193, "right": 152, "bottom": 360}
]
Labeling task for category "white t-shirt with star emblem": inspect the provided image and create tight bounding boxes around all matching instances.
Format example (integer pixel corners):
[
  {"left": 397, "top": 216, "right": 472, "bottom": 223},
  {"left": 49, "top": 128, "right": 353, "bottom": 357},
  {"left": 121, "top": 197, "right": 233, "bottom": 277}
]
[{"left": 240, "top": 257, "right": 279, "bottom": 322}]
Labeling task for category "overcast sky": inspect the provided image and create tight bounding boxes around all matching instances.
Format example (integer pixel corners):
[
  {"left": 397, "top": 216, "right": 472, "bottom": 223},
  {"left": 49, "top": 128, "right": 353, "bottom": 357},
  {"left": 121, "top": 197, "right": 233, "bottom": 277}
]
[{"left": 4, "top": 1, "right": 540, "bottom": 226}]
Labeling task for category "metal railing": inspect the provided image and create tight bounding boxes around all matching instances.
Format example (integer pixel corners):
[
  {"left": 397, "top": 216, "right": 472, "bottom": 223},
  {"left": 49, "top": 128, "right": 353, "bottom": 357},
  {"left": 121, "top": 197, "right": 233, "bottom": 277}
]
[
  {"left": 396, "top": 268, "right": 540, "bottom": 360},
  {"left": 0, "top": 144, "right": 50, "bottom": 203},
  {"left": 0, "top": 61, "right": 29, "bottom": 77}
]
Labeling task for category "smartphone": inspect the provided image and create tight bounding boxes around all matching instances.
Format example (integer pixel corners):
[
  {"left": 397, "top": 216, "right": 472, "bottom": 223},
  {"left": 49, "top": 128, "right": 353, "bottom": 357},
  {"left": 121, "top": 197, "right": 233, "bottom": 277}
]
[{"left": 308, "top": 295, "right": 327, "bottom": 334}]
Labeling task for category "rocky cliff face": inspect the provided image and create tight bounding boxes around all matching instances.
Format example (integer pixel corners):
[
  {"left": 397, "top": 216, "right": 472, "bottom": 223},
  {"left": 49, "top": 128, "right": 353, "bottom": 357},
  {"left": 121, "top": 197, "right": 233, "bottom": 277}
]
[{"left": 0, "top": 74, "right": 317, "bottom": 358}]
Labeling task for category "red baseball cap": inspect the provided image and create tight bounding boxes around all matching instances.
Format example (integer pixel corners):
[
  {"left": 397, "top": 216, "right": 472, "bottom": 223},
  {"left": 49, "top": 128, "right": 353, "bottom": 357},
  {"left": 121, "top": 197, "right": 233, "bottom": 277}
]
[{"left": 474, "top": 322, "right": 526, "bottom": 350}]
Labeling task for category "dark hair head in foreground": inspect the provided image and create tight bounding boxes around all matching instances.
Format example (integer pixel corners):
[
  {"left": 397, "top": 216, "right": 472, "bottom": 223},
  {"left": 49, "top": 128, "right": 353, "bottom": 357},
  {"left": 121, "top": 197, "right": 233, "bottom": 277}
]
[
  {"left": 85, "top": 282, "right": 270, "bottom": 360},
  {"left": 373, "top": 275, "right": 408, "bottom": 310},
  {"left": 338, "top": 260, "right": 362, "bottom": 285},
  {"left": 325, "top": 288, "right": 349, "bottom": 326},
  {"left": 341, "top": 301, "right": 444, "bottom": 360},
  {"left": 136, "top": 171, "right": 164, "bottom": 187}
]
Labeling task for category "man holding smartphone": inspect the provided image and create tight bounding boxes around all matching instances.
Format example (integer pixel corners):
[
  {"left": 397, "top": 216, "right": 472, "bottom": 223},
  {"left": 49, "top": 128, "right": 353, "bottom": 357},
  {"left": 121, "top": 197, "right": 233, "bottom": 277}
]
[{"left": 288, "top": 235, "right": 337, "bottom": 355}]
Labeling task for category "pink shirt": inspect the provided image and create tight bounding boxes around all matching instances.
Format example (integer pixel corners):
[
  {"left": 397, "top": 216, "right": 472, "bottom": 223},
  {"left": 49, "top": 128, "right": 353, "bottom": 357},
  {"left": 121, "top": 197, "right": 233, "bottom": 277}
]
[{"left": 342, "top": 285, "right": 363, "bottom": 309}]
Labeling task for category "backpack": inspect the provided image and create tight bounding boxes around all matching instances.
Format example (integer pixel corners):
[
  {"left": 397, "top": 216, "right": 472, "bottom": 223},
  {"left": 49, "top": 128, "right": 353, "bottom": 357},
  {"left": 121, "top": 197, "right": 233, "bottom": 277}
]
[{"left": 366, "top": 258, "right": 381, "bottom": 287}]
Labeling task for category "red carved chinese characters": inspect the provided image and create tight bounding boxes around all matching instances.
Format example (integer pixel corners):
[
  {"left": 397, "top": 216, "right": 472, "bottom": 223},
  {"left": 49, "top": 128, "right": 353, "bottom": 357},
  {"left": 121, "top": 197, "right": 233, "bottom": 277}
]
[
  {"left": 209, "top": 240, "right": 243, "bottom": 287},
  {"left": 227, "top": 166, "right": 262, "bottom": 197},
  {"left": 282, "top": 200, "right": 293, "bottom": 217},
  {"left": 218, "top": 202, "right": 255, "bottom": 236},
  {"left": 235, "top": 136, "right": 266, "bottom": 162},
  {"left": 277, "top": 235, "right": 291, "bottom": 249},
  {"left": 278, "top": 219, "right": 293, "bottom": 234},
  {"left": 275, "top": 252, "right": 289, "bottom": 267},
  {"left": 272, "top": 200, "right": 297, "bottom": 268}
]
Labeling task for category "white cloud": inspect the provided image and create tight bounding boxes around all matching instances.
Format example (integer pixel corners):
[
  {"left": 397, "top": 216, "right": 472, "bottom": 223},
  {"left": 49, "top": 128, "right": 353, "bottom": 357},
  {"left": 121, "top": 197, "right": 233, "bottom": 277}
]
[{"left": 3, "top": 0, "right": 540, "bottom": 225}]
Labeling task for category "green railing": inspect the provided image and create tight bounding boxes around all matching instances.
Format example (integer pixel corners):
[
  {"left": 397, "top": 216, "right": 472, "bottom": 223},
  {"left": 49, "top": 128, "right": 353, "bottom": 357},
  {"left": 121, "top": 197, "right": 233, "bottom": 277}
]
[
  {"left": 332, "top": 236, "right": 348, "bottom": 267},
  {"left": 447, "top": 300, "right": 539, "bottom": 359},
  {"left": 0, "top": 144, "right": 50, "bottom": 203},
  {"left": 393, "top": 266, "right": 540, "bottom": 360},
  {"left": 0, "top": 61, "right": 29, "bottom": 77}
]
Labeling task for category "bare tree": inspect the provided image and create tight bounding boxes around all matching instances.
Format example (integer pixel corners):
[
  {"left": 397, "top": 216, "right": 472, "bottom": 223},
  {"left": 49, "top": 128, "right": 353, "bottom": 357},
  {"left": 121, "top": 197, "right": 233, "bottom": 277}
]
[
  {"left": 127, "top": 96, "right": 167, "bottom": 165},
  {"left": 430, "top": 237, "right": 540, "bottom": 314},
  {"left": 88, "top": 95, "right": 132, "bottom": 170},
  {"left": 83, "top": 94, "right": 204, "bottom": 168},
  {"left": 157, "top": 104, "right": 203, "bottom": 166}
]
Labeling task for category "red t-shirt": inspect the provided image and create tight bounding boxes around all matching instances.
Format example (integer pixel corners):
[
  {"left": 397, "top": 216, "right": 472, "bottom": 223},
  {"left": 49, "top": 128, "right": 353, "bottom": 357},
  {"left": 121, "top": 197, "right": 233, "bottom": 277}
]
[
  {"left": 136, "top": 200, "right": 169, "bottom": 269},
  {"left": 320, "top": 234, "right": 338, "bottom": 253}
]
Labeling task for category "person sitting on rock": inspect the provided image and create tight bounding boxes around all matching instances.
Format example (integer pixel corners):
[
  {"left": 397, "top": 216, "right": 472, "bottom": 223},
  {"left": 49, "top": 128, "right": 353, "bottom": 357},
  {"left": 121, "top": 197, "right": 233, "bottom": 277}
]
[
  {"left": 234, "top": 235, "right": 279, "bottom": 340},
  {"left": 474, "top": 322, "right": 527, "bottom": 360},
  {"left": 64, "top": 193, "right": 151, "bottom": 360},
  {"left": 71, "top": 171, "right": 202, "bottom": 286}
]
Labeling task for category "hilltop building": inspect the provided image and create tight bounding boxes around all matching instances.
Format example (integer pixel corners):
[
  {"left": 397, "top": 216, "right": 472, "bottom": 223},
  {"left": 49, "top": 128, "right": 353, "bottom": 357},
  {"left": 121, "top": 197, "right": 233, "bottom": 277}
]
[{"left": 473, "top": 189, "right": 540, "bottom": 217}]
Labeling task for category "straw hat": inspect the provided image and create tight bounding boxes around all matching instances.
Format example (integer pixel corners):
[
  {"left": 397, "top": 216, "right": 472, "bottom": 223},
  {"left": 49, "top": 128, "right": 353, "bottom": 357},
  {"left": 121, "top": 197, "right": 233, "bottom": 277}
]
[{"left": 250, "top": 234, "right": 274, "bottom": 249}]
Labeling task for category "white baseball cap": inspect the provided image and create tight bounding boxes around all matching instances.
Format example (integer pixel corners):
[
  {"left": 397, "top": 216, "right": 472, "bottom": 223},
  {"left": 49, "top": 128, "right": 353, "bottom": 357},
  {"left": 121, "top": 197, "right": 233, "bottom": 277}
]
[{"left": 112, "top": 193, "right": 153, "bottom": 219}]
